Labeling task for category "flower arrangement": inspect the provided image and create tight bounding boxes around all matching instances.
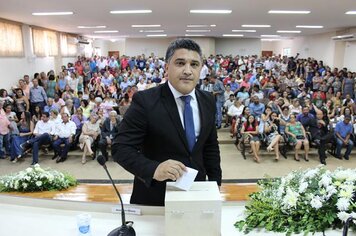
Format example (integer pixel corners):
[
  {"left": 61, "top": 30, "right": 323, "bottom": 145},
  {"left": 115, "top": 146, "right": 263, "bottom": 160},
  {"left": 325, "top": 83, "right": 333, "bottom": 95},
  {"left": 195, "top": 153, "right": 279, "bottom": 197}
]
[
  {"left": 0, "top": 164, "right": 77, "bottom": 192},
  {"left": 235, "top": 166, "right": 356, "bottom": 235}
]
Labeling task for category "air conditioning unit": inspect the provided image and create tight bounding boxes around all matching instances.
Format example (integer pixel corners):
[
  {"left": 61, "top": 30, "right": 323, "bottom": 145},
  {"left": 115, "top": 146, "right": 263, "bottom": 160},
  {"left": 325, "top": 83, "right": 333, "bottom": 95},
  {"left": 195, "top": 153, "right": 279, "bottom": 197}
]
[
  {"left": 78, "top": 40, "right": 90, "bottom": 45},
  {"left": 332, "top": 34, "right": 356, "bottom": 41}
]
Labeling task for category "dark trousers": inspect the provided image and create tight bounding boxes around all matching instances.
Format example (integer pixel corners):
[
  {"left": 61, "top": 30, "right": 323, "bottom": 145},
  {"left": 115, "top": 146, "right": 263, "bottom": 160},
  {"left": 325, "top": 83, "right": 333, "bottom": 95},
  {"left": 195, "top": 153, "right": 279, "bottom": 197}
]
[
  {"left": 29, "top": 133, "right": 52, "bottom": 163},
  {"left": 53, "top": 138, "right": 70, "bottom": 159},
  {"left": 317, "top": 132, "right": 334, "bottom": 162},
  {"left": 99, "top": 137, "right": 111, "bottom": 159}
]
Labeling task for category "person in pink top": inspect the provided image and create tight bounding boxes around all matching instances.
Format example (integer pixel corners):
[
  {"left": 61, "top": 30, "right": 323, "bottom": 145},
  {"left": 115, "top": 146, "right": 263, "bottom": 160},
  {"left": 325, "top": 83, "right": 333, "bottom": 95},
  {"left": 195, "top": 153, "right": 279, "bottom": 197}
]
[{"left": 0, "top": 102, "right": 11, "bottom": 158}]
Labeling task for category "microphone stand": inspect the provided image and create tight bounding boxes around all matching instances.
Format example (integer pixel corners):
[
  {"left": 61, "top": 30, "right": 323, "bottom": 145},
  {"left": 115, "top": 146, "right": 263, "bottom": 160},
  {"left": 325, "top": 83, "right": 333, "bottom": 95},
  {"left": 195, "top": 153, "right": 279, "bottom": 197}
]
[
  {"left": 343, "top": 216, "right": 354, "bottom": 236},
  {"left": 98, "top": 156, "right": 135, "bottom": 236}
]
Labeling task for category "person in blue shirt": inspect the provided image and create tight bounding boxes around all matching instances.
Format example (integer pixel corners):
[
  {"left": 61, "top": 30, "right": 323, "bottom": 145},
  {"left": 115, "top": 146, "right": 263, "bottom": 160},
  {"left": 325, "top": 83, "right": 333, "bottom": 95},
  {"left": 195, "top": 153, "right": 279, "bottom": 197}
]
[
  {"left": 248, "top": 95, "right": 265, "bottom": 119},
  {"left": 335, "top": 115, "right": 354, "bottom": 160},
  {"left": 297, "top": 106, "right": 315, "bottom": 128}
]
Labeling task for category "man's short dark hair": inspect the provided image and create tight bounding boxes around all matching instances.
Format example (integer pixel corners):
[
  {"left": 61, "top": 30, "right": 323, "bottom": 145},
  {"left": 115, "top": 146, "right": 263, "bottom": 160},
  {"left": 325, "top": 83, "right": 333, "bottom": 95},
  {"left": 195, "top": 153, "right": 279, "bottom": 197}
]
[
  {"left": 43, "top": 112, "right": 50, "bottom": 117},
  {"left": 165, "top": 38, "right": 202, "bottom": 63}
]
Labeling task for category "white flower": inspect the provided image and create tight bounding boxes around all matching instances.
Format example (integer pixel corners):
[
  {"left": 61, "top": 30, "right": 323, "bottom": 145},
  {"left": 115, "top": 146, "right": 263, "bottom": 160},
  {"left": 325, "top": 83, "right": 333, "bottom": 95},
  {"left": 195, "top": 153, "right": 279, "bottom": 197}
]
[
  {"left": 26, "top": 168, "right": 32, "bottom": 173},
  {"left": 304, "top": 169, "right": 319, "bottom": 179},
  {"left": 339, "top": 187, "right": 354, "bottom": 200},
  {"left": 35, "top": 181, "right": 42, "bottom": 187},
  {"left": 34, "top": 164, "right": 40, "bottom": 168},
  {"left": 298, "top": 182, "right": 308, "bottom": 193},
  {"left": 337, "top": 198, "right": 350, "bottom": 211},
  {"left": 283, "top": 188, "right": 299, "bottom": 209},
  {"left": 22, "top": 183, "right": 28, "bottom": 189},
  {"left": 337, "top": 211, "right": 350, "bottom": 222},
  {"left": 319, "top": 175, "right": 332, "bottom": 188},
  {"left": 310, "top": 196, "right": 323, "bottom": 209}
]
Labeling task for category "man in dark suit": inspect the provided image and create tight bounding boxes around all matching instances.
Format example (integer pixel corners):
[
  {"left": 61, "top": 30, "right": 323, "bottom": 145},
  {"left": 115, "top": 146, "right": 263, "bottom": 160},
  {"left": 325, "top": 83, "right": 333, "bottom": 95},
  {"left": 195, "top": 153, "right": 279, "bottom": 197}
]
[
  {"left": 113, "top": 38, "right": 222, "bottom": 206},
  {"left": 99, "top": 110, "right": 122, "bottom": 161}
]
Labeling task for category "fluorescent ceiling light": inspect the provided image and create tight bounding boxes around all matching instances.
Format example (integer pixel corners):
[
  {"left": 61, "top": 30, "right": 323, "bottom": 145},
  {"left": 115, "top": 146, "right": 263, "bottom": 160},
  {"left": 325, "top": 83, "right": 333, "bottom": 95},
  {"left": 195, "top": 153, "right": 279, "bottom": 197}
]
[
  {"left": 296, "top": 25, "right": 323, "bottom": 28},
  {"left": 268, "top": 10, "right": 310, "bottom": 14},
  {"left": 110, "top": 10, "right": 152, "bottom": 14},
  {"left": 139, "top": 30, "right": 164, "bottom": 33},
  {"left": 345, "top": 11, "right": 356, "bottom": 15},
  {"left": 94, "top": 30, "right": 119, "bottom": 33},
  {"left": 146, "top": 34, "right": 167, "bottom": 37},
  {"left": 210, "top": 24, "right": 216, "bottom": 27},
  {"left": 242, "top": 25, "right": 271, "bottom": 28},
  {"left": 132, "top": 24, "right": 161, "bottom": 28},
  {"left": 261, "top": 35, "right": 280, "bottom": 37},
  {"left": 222, "top": 34, "right": 244, "bottom": 37},
  {"left": 232, "top": 29, "right": 256, "bottom": 32},
  {"left": 78, "top": 26, "right": 106, "bottom": 29},
  {"left": 277, "top": 30, "right": 301, "bottom": 33},
  {"left": 190, "top": 10, "right": 232, "bottom": 14},
  {"left": 332, "top": 34, "right": 354, "bottom": 39},
  {"left": 186, "top": 29, "right": 211, "bottom": 32},
  {"left": 187, "top": 24, "right": 216, "bottom": 28},
  {"left": 32, "top": 12, "right": 73, "bottom": 16},
  {"left": 185, "top": 34, "right": 205, "bottom": 37},
  {"left": 261, "top": 38, "right": 281, "bottom": 41}
]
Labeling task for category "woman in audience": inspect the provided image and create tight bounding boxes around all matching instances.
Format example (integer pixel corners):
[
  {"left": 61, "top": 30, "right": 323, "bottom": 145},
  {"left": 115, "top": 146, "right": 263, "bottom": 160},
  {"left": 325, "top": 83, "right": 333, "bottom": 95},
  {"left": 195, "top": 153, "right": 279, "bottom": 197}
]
[
  {"left": 50, "top": 109, "right": 62, "bottom": 126},
  {"left": 236, "top": 86, "right": 249, "bottom": 104},
  {"left": 323, "top": 100, "right": 335, "bottom": 119},
  {"left": 280, "top": 91, "right": 291, "bottom": 107},
  {"left": 285, "top": 114, "right": 310, "bottom": 162},
  {"left": 331, "top": 91, "right": 342, "bottom": 111},
  {"left": 264, "top": 112, "right": 282, "bottom": 161},
  {"left": 10, "top": 111, "right": 34, "bottom": 163},
  {"left": 240, "top": 115, "right": 260, "bottom": 163},
  {"left": 289, "top": 99, "right": 302, "bottom": 115},
  {"left": 342, "top": 72, "right": 355, "bottom": 98},
  {"left": 79, "top": 113, "right": 100, "bottom": 164},
  {"left": 13, "top": 88, "right": 29, "bottom": 119},
  {"left": 31, "top": 105, "right": 42, "bottom": 125},
  {"left": 46, "top": 74, "right": 57, "bottom": 98},
  {"left": 61, "top": 85, "right": 75, "bottom": 101},
  {"left": 80, "top": 99, "right": 91, "bottom": 119},
  {"left": 61, "top": 99, "right": 75, "bottom": 117},
  {"left": 278, "top": 106, "right": 291, "bottom": 135},
  {"left": 56, "top": 72, "right": 67, "bottom": 97},
  {"left": 0, "top": 89, "right": 14, "bottom": 106}
]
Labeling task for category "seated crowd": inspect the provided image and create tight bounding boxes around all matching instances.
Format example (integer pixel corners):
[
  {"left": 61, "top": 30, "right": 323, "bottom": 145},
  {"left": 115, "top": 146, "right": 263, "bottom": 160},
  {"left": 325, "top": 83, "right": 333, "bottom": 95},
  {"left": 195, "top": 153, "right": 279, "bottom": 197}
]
[{"left": 0, "top": 53, "right": 354, "bottom": 166}]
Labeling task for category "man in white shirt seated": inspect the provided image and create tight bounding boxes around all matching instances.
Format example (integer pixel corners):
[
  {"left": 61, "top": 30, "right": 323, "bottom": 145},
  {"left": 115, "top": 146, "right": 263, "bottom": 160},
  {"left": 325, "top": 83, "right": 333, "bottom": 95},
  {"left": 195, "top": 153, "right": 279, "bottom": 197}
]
[
  {"left": 20, "top": 112, "right": 54, "bottom": 165},
  {"left": 52, "top": 113, "right": 76, "bottom": 163}
]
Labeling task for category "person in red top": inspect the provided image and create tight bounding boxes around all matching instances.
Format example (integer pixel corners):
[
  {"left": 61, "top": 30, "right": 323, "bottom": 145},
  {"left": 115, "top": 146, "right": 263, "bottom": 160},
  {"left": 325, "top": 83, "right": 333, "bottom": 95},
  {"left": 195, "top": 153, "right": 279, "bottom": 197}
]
[
  {"left": 75, "top": 61, "right": 84, "bottom": 76},
  {"left": 240, "top": 115, "right": 260, "bottom": 163},
  {"left": 221, "top": 57, "right": 230, "bottom": 70},
  {"left": 223, "top": 74, "right": 233, "bottom": 85},
  {"left": 120, "top": 56, "right": 129, "bottom": 70}
]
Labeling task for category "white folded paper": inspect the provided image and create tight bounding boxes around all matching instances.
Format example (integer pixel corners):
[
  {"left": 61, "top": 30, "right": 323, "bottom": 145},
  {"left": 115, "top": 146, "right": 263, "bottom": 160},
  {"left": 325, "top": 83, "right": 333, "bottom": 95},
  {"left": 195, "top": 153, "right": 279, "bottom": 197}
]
[{"left": 168, "top": 167, "right": 198, "bottom": 191}]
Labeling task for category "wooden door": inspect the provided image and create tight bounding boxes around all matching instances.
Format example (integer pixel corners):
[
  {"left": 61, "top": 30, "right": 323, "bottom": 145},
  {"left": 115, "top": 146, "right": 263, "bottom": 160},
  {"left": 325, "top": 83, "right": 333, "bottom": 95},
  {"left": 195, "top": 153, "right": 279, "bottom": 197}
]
[
  {"left": 108, "top": 51, "right": 120, "bottom": 59},
  {"left": 261, "top": 50, "right": 273, "bottom": 57}
]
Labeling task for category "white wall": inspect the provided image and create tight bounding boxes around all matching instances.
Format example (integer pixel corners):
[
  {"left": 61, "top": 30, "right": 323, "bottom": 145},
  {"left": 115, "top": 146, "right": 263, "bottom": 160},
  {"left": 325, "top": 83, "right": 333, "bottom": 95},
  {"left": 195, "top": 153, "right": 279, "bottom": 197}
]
[
  {"left": 215, "top": 38, "right": 261, "bottom": 56},
  {"left": 125, "top": 38, "right": 174, "bottom": 58},
  {"left": 108, "top": 39, "right": 126, "bottom": 56},
  {"left": 344, "top": 41, "right": 356, "bottom": 71},
  {"left": 0, "top": 25, "right": 76, "bottom": 91}
]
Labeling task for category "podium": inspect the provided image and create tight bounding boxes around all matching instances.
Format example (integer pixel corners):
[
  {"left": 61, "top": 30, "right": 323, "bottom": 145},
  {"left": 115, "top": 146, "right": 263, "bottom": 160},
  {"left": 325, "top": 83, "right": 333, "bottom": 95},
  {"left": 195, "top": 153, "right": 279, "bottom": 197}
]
[{"left": 165, "top": 181, "right": 222, "bottom": 236}]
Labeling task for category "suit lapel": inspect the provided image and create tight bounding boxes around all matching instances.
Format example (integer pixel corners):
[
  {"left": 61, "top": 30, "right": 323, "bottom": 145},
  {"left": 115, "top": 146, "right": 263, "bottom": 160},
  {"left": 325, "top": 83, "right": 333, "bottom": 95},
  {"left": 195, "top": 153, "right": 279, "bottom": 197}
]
[{"left": 161, "top": 83, "right": 190, "bottom": 152}]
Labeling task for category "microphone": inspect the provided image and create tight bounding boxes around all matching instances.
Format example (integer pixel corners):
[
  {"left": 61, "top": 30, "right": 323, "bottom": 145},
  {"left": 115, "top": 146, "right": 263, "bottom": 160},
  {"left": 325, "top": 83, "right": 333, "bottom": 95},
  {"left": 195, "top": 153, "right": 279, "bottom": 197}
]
[
  {"left": 97, "top": 155, "right": 136, "bottom": 236},
  {"left": 343, "top": 216, "right": 354, "bottom": 236}
]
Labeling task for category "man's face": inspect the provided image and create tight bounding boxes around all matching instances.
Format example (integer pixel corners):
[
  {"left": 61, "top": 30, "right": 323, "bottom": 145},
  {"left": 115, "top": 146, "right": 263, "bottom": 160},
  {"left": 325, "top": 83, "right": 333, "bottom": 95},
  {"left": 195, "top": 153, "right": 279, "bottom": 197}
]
[
  {"left": 33, "top": 79, "right": 38, "bottom": 86},
  {"left": 253, "top": 97, "right": 259, "bottom": 104},
  {"left": 62, "top": 114, "right": 69, "bottom": 122},
  {"left": 166, "top": 49, "right": 201, "bottom": 94},
  {"left": 41, "top": 114, "right": 49, "bottom": 122},
  {"left": 303, "top": 107, "right": 309, "bottom": 115},
  {"left": 344, "top": 118, "right": 351, "bottom": 125}
]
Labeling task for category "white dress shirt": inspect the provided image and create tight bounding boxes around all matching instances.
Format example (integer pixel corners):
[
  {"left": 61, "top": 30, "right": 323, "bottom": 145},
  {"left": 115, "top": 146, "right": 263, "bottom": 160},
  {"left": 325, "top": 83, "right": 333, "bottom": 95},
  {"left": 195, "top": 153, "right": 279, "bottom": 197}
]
[
  {"left": 33, "top": 120, "right": 54, "bottom": 136},
  {"left": 168, "top": 81, "right": 201, "bottom": 140},
  {"left": 54, "top": 121, "right": 76, "bottom": 138}
]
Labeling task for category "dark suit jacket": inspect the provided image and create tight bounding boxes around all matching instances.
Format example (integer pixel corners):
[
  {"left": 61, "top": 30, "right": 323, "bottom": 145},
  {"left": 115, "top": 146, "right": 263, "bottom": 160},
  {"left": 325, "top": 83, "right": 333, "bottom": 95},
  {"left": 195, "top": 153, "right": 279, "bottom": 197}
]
[
  {"left": 101, "top": 117, "right": 122, "bottom": 140},
  {"left": 112, "top": 82, "right": 222, "bottom": 206}
]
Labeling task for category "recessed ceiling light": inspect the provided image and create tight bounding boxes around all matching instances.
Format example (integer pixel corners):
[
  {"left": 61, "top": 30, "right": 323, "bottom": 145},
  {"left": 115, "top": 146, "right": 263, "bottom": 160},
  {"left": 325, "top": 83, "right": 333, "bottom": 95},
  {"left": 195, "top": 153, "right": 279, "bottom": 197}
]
[
  {"left": 261, "top": 35, "right": 280, "bottom": 37},
  {"left": 146, "top": 34, "right": 167, "bottom": 37},
  {"left": 139, "top": 30, "right": 164, "bottom": 33},
  {"left": 222, "top": 34, "right": 244, "bottom": 37},
  {"left": 277, "top": 30, "right": 301, "bottom": 33},
  {"left": 110, "top": 10, "right": 152, "bottom": 14},
  {"left": 261, "top": 38, "right": 281, "bottom": 41},
  {"left": 296, "top": 25, "right": 323, "bottom": 28},
  {"left": 268, "top": 10, "right": 310, "bottom": 14},
  {"left": 186, "top": 29, "right": 211, "bottom": 32},
  {"left": 78, "top": 26, "right": 106, "bottom": 29},
  {"left": 345, "top": 11, "right": 356, "bottom": 15},
  {"left": 190, "top": 10, "right": 232, "bottom": 14},
  {"left": 185, "top": 34, "right": 205, "bottom": 37},
  {"left": 232, "top": 30, "right": 256, "bottom": 32},
  {"left": 132, "top": 25, "right": 161, "bottom": 28},
  {"left": 32, "top": 12, "right": 74, "bottom": 16},
  {"left": 94, "top": 30, "right": 119, "bottom": 33},
  {"left": 242, "top": 25, "right": 271, "bottom": 28}
]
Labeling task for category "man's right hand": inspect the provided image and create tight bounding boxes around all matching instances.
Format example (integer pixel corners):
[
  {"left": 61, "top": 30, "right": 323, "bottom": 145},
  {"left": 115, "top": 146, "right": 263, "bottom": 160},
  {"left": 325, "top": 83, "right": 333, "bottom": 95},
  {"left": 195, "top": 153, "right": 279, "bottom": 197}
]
[{"left": 153, "top": 159, "right": 186, "bottom": 181}]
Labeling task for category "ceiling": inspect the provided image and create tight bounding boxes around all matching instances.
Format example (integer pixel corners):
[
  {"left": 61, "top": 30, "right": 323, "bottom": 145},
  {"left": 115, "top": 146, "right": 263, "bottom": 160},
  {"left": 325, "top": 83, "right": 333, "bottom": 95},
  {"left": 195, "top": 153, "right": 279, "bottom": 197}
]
[{"left": 0, "top": 0, "right": 355, "bottom": 40}]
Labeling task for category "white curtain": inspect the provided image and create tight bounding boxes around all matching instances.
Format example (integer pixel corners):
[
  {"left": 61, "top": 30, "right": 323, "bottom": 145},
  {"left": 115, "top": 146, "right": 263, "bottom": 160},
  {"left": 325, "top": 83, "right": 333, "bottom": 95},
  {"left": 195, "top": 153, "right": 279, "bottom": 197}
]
[
  {"left": 0, "top": 21, "right": 24, "bottom": 57},
  {"left": 60, "top": 33, "right": 77, "bottom": 56},
  {"left": 32, "top": 28, "right": 58, "bottom": 57}
]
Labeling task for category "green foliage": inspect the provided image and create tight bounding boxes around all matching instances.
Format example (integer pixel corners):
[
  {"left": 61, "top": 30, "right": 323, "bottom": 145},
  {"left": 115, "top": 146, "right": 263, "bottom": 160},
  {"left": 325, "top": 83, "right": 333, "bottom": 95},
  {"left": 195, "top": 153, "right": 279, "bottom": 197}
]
[
  {"left": 0, "top": 164, "right": 77, "bottom": 192},
  {"left": 235, "top": 167, "right": 356, "bottom": 235}
]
